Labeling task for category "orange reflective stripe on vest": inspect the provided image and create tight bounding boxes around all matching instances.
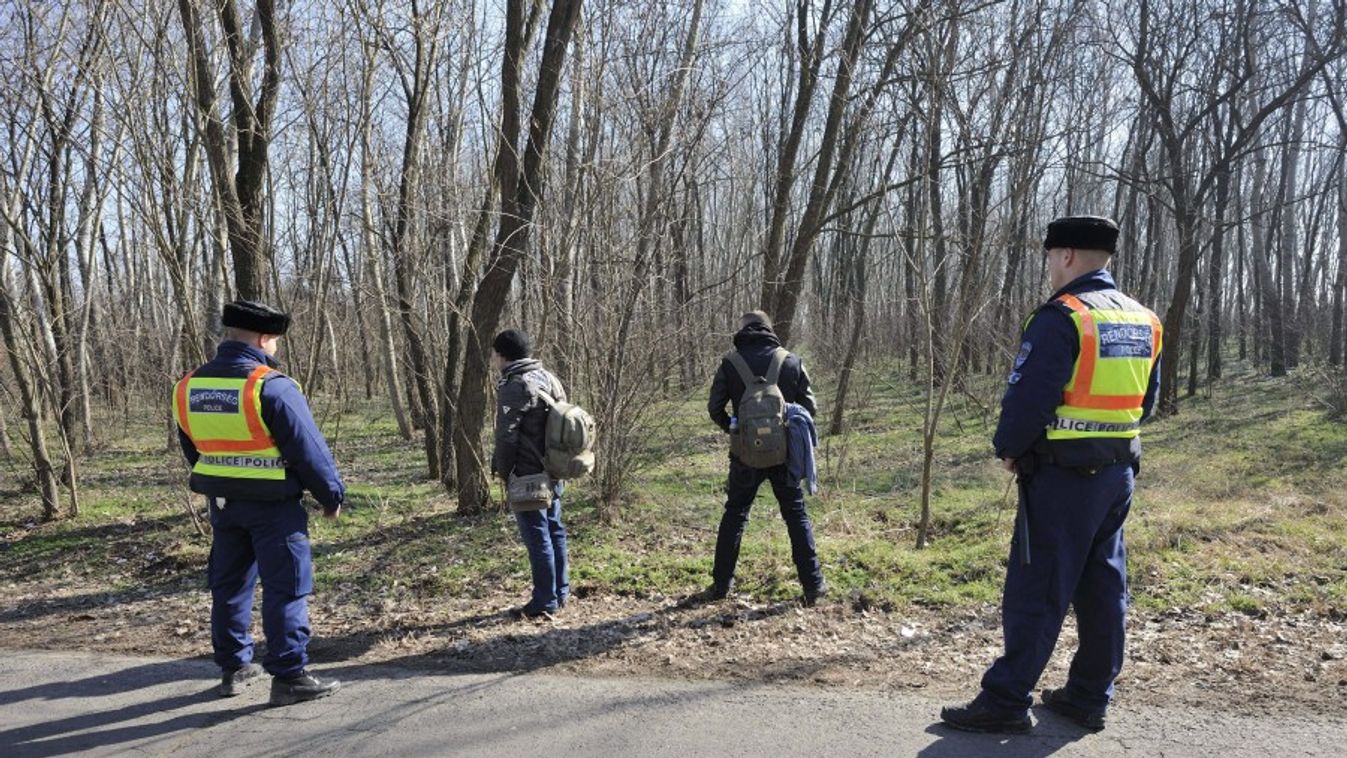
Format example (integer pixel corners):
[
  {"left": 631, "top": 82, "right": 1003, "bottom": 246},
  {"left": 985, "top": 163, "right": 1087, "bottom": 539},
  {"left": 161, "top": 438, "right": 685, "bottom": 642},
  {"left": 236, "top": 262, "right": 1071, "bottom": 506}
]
[
  {"left": 175, "top": 365, "right": 275, "bottom": 453},
  {"left": 1055, "top": 294, "right": 1161, "bottom": 411},
  {"left": 174, "top": 370, "right": 195, "bottom": 440}
]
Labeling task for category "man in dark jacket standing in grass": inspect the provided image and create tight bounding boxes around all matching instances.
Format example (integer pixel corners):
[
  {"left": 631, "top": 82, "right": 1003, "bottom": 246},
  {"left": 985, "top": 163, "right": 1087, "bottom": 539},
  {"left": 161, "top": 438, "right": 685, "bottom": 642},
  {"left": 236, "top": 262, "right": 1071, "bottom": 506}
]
[
  {"left": 490, "top": 329, "right": 570, "bottom": 619},
  {"left": 706, "top": 311, "right": 827, "bottom": 605}
]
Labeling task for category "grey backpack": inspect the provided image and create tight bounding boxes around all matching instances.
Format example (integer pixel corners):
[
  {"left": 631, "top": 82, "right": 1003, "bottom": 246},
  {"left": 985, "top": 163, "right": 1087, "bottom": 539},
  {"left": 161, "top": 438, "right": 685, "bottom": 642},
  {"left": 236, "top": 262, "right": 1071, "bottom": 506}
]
[
  {"left": 726, "top": 348, "right": 789, "bottom": 468},
  {"left": 536, "top": 388, "right": 596, "bottom": 480}
]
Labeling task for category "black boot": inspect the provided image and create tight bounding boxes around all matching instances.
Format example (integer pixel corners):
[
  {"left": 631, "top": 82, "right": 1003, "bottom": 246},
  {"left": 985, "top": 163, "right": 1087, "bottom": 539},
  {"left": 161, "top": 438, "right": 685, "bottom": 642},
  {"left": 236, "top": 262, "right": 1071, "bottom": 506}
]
[
  {"left": 700, "top": 578, "right": 734, "bottom": 601},
  {"left": 269, "top": 670, "right": 341, "bottom": 706},
  {"left": 940, "top": 698, "right": 1032, "bottom": 734},
  {"left": 219, "top": 662, "right": 263, "bottom": 697},
  {"left": 803, "top": 579, "right": 830, "bottom": 607},
  {"left": 1040, "top": 688, "right": 1106, "bottom": 732}
]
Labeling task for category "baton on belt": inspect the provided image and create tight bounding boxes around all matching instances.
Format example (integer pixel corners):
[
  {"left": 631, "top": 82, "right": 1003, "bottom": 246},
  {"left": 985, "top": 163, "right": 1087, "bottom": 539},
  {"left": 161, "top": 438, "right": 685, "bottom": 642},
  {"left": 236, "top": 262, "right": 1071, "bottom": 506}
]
[{"left": 1013, "top": 458, "right": 1033, "bottom": 566}]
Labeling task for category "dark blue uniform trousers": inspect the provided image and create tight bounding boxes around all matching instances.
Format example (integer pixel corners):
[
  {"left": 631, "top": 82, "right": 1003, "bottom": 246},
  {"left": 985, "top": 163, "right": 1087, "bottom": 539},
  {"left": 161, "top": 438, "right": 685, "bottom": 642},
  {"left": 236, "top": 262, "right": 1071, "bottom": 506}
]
[
  {"left": 979, "top": 462, "right": 1133, "bottom": 713},
  {"left": 712, "top": 457, "right": 824, "bottom": 592},
  {"left": 208, "top": 498, "right": 313, "bottom": 677}
]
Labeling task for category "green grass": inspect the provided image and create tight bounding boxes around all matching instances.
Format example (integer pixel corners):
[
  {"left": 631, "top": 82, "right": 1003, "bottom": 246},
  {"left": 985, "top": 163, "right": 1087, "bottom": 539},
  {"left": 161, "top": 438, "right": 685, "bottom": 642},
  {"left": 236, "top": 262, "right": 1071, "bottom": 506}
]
[{"left": 2, "top": 360, "right": 1345, "bottom": 620}]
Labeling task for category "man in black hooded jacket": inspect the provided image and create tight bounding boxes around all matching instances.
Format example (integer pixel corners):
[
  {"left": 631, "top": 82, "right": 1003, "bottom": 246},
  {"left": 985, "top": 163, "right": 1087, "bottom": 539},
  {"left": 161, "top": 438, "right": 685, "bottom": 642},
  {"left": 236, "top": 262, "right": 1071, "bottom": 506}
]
[{"left": 706, "top": 311, "right": 827, "bottom": 604}]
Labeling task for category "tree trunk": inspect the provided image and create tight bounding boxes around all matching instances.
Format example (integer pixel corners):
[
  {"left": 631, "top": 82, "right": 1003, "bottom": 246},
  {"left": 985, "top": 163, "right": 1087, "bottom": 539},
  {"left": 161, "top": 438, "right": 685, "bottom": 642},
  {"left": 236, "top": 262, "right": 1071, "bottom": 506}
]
[
  {"left": 439, "top": 0, "right": 550, "bottom": 492},
  {"left": 769, "top": 0, "right": 873, "bottom": 346},
  {"left": 178, "top": 0, "right": 281, "bottom": 301},
  {"left": 0, "top": 390, "right": 12, "bottom": 459},
  {"left": 359, "top": 44, "right": 413, "bottom": 441},
  {"left": 760, "top": 0, "right": 832, "bottom": 310},
  {"left": 552, "top": 11, "right": 587, "bottom": 381},
  {"left": 455, "top": 0, "right": 583, "bottom": 513},
  {"left": 1278, "top": 96, "right": 1309, "bottom": 369},
  {"left": 1207, "top": 165, "right": 1231, "bottom": 380},
  {"left": 386, "top": 16, "right": 444, "bottom": 480},
  {"left": 1333, "top": 151, "right": 1347, "bottom": 366},
  {"left": 1158, "top": 203, "right": 1198, "bottom": 414},
  {"left": 0, "top": 272, "right": 60, "bottom": 520},
  {"left": 1250, "top": 149, "right": 1287, "bottom": 376}
]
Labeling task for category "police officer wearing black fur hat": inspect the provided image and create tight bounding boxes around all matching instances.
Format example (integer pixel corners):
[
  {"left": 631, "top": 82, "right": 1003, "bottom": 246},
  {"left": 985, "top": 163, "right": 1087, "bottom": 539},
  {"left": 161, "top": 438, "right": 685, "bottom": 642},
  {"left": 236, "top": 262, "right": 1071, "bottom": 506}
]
[
  {"left": 941, "top": 216, "right": 1163, "bottom": 733},
  {"left": 174, "top": 300, "right": 346, "bottom": 705}
]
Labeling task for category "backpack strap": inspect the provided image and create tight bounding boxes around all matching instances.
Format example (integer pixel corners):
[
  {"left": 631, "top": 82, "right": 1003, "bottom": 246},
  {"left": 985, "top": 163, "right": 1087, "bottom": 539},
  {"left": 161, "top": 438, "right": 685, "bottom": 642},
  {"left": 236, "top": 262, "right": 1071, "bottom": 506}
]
[
  {"left": 724, "top": 351, "right": 761, "bottom": 386},
  {"left": 725, "top": 349, "right": 789, "bottom": 387},
  {"left": 764, "top": 348, "right": 788, "bottom": 385}
]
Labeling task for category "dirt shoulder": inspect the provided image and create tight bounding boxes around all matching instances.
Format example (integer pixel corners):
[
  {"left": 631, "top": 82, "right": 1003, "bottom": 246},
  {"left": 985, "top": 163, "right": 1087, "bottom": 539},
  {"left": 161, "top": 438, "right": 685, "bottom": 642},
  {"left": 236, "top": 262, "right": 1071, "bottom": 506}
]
[{"left": 3, "top": 576, "right": 1343, "bottom": 719}]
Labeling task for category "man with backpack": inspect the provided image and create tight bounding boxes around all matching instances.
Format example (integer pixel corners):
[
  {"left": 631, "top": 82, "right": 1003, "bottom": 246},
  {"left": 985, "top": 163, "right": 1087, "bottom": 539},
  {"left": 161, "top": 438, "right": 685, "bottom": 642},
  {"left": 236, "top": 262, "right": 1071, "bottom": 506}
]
[
  {"left": 491, "top": 329, "right": 590, "bottom": 619},
  {"left": 706, "top": 311, "right": 828, "bottom": 605}
]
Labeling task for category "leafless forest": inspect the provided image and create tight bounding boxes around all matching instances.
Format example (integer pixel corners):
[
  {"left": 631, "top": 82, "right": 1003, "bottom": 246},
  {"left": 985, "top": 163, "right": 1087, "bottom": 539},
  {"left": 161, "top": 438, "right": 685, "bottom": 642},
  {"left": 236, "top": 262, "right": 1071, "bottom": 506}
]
[{"left": 2, "top": 0, "right": 1345, "bottom": 522}]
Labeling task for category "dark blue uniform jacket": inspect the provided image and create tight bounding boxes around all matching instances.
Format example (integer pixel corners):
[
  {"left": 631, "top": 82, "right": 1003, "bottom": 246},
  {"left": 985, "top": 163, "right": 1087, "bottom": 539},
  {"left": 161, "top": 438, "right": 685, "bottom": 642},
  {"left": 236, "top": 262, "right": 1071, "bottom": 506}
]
[
  {"left": 177, "top": 341, "right": 346, "bottom": 509},
  {"left": 993, "top": 270, "right": 1161, "bottom": 468}
]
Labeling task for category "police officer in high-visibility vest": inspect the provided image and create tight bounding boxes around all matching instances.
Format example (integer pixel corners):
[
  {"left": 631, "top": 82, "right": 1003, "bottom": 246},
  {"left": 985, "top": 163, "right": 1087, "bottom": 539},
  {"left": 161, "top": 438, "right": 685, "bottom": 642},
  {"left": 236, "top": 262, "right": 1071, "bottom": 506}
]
[
  {"left": 174, "top": 300, "right": 345, "bottom": 706},
  {"left": 941, "top": 216, "right": 1162, "bottom": 734}
]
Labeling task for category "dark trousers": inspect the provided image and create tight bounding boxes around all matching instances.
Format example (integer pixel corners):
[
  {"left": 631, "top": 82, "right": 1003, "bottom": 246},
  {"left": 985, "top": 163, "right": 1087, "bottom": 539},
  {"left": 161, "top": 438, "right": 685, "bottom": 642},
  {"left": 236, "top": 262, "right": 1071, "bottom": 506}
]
[
  {"left": 513, "top": 482, "right": 569, "bottom": 612},
  {"left": 208, "top": 498, "right": 313, "bottom": 677},
  {"left": 712, "top": 457, "right": 824, "bottom": 592},
  {"left": 979, "top": 462, "right": 1133, "bottom": 712}
]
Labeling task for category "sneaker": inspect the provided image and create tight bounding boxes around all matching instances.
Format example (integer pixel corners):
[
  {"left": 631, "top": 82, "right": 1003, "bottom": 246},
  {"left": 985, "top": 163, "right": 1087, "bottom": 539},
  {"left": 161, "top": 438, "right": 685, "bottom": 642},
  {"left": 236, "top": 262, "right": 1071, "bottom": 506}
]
[
  {"left": 1040, "top": 688, "right": 1106, "bottom": 732},
  {"left": 219, "top": 662, "right": 263, "bottom": 697},
  {"left": 509, "top": 604, "right": 557, "bottom": 620},
  {"left": 940, "top": 698, "right": 1032, "bottom": 734},
  {"left": 803, "top": 580, "right": 830, "bottom": 607},
  {"left": 269, "top": 671, "right": 341, "bottom": 707}
]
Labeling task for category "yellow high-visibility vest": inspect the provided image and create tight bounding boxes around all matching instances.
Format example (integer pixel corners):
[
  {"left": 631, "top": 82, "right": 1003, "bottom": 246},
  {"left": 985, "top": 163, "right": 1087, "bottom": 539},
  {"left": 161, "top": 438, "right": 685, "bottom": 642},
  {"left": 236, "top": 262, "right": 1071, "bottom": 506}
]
[
  {"left": 173, "top": 365, "right": 286, "bottom": 481},
  {"left": 1046, "top": 291, "right": 1163, "bottom": 441}
]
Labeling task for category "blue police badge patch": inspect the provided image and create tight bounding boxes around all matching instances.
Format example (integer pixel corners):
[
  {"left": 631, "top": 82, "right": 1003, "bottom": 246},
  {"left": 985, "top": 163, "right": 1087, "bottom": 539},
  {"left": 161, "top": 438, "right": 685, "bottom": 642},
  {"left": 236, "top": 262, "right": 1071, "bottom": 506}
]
[
  {"left": 1007, "top": 371, "right": 1022, "bottom": 385},
  {"left": 1014, "top": 341, "right": 1032, "bottom": 369},
  {"left": 189, "top": 388, "right": 241, "bottom": 413},
  {"left": 1097, "top": 323, "right": 1153, "bottom": 359}
]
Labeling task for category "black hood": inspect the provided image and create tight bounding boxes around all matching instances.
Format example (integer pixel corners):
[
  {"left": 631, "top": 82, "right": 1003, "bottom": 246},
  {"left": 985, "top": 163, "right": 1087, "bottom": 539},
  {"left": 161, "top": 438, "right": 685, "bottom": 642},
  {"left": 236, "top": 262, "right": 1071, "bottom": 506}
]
[{"left": 732, "top": 323, "right": 782, "bottom": 350}]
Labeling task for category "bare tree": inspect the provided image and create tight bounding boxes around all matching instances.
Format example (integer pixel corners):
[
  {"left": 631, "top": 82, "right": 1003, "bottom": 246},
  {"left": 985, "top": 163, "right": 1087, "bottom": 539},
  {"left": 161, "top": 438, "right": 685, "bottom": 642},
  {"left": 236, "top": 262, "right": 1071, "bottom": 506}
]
[
  {"left": 178, "top": 0, "right": 282, "bottom": 301},
  {"left": 453, "top": 0, "right": 583, "bottom": 514}
]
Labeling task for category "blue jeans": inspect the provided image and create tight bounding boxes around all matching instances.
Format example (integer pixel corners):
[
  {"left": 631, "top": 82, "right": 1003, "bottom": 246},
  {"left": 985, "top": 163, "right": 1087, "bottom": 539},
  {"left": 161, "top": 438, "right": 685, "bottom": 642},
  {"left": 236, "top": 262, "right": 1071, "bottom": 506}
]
[
  {"left": 514, "top": 482, "right": 569, "bottom": 612},
  {"left": 207, "top": 498, "right": 313, "bottom": 677},
  {"left": 712, "top": 457, "right": 824, "bottom": 592},
  {"left": 979, "top": 463, "right": 1133, "bottom": 712}
]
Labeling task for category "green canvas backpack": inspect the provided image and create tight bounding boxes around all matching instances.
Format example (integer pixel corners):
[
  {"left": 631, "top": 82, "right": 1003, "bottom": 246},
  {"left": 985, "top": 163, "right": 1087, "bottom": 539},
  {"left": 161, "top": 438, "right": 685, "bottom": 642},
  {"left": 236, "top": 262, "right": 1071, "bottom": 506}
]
[
  {"left": 725, "top": 348, "right": 789, "bottom": 468},
  {"left": 536, "top": 388, "right": 596, "bottom": 479}
]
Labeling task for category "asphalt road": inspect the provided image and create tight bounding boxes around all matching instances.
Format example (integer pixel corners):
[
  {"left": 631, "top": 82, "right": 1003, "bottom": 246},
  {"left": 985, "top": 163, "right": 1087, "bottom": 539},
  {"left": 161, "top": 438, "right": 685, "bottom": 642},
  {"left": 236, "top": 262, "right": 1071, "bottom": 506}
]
[{"left": 0, "top": 649, "right": 1340, "bottom": 757}]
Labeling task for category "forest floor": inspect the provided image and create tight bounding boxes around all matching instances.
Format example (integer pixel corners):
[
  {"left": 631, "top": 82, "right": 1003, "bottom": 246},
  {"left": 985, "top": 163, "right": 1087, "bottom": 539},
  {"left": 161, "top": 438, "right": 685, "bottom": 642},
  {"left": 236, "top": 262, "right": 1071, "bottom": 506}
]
[{"left": 2, "top": 361, "right": 1345, "bottom": 718}]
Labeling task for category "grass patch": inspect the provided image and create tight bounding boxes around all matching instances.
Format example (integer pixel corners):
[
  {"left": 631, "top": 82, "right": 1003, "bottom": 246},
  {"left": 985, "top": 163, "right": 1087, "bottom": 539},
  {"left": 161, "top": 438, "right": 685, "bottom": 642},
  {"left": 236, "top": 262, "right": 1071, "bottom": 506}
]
[{"left": 2, "top": 360, "right": 1344, "bottom": 620}]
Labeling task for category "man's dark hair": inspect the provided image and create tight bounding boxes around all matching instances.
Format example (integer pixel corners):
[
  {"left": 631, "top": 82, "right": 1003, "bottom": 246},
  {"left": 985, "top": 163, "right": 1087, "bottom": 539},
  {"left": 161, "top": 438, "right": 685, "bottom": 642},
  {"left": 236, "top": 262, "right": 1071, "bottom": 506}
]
[{"left": 492, "top": 329, "right": 530, "bottom": 361}]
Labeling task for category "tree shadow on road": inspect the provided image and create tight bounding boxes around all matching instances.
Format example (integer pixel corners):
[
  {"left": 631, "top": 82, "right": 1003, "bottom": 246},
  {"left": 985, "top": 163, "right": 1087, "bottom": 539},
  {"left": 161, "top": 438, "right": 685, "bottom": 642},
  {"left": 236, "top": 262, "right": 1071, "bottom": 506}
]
[
  {"left": 0, "top": 658, "right": 201, "bottom": 706},
  {"left": 0, "top": 657, "right": 268, "bottom": 758}
]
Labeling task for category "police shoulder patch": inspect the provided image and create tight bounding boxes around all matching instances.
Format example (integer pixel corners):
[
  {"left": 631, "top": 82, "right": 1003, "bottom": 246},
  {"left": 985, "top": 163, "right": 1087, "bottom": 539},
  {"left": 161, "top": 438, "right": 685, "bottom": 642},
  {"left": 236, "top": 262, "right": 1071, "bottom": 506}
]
[{"left": 1014, "top": 341, "right": 1032, "bottom": 369}]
